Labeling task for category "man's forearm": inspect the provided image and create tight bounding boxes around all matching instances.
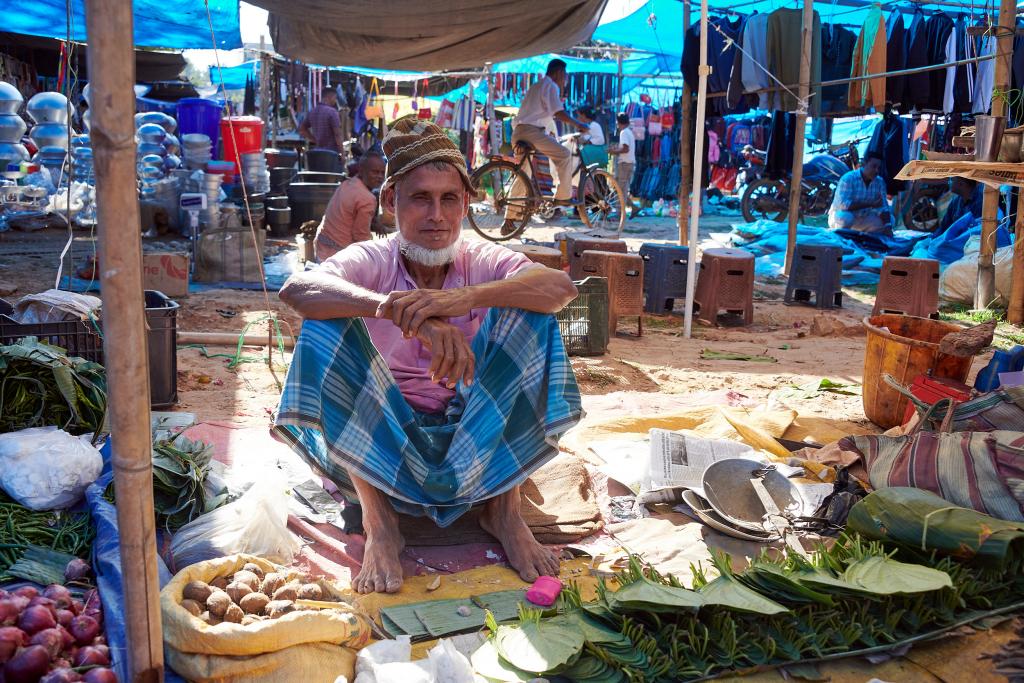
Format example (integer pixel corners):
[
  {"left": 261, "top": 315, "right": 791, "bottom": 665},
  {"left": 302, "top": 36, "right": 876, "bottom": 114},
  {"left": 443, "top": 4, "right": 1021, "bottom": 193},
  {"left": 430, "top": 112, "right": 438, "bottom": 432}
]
[
  {"left": 279, "top": 271, "right": 384, "bottom": 319},
  {"left": 465, "top": 267, "right": 577, "bottom": 314}
]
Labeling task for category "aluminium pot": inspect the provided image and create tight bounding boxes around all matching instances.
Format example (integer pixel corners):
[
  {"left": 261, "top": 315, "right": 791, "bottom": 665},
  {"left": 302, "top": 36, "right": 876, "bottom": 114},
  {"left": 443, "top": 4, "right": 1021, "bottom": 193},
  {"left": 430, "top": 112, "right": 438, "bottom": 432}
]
[
  {"left": 0, "top": 114, "right": 26, "bottom": 144},
  {"left": 26, "top": 92, "right": 71, "bottom": 125},
  {"left": 0, "top": 82, "right": 23, "bottom": 115}
]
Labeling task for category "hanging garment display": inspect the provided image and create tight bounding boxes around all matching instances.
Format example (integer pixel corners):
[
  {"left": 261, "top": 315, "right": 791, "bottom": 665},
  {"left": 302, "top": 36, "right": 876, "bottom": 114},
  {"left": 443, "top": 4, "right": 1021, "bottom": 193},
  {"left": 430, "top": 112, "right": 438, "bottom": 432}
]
[
  {"left": 943, "top": 16, "right": 973, "bottom": 114},
  {"left": 741, "top": 12, "right": 771, "bottom": 111},
  {"left": 821, "top": 24, "right": 857, "bottom": 114},
  {"left": 1012, "top": 26, "right": 1024, "bottom": 123},
  {"left": 867, "top": 112, "right": 908, "bottom": 194},
  {"left": 923, "top": 12, "right": 956, "bottom": 111},
  {"left": 681, "top": 15, "right": 746, "bottom": 114},
  {"left": 886, "top": 9, "right": 907, "bottom": 108},
  {"left": 904, "top": 8, "right": 931, "bottom": 110},
  {"left": 766, "top": 7, "right": 822, "bottom": 115},
  {"left": 975, "top": 31, "right": 997, "bottom": 114},
  {"left": 848, "top": 3, "right": 887, "bottom": 111},
  {"left": 766, "top": 110, "right": 797, "bottom": 179}
]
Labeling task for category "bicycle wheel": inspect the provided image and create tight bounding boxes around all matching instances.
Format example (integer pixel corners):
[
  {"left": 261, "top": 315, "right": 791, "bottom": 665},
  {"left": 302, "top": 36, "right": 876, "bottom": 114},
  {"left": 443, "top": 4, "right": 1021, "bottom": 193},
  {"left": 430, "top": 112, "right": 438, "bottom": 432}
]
[
  {"left": 466, "top": 159, "right": 537, "bottom": 241},
  {"left": 578, "top": 168, "right": 626, "bottom": 236}
]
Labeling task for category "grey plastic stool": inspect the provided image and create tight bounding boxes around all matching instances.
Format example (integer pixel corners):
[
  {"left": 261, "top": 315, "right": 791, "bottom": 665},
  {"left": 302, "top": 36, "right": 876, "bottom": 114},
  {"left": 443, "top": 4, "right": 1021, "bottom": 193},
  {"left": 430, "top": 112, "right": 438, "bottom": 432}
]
[
  {"left": 784, "top": 244, "right": 844, "bottom": 309},
  {"left": 639, "top": 243, "right": 690, "bottom": 314}
]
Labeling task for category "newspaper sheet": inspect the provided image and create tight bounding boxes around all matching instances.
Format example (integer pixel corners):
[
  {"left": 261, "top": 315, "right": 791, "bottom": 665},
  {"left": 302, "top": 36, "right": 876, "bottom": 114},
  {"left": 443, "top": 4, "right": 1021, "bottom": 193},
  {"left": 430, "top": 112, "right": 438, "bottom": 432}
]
[
  {"left": 646, "top": 429, "right": 757, "bottom": 491},
  {"left": 895, "top": 160, "right": 1024, "bottom": 190}
]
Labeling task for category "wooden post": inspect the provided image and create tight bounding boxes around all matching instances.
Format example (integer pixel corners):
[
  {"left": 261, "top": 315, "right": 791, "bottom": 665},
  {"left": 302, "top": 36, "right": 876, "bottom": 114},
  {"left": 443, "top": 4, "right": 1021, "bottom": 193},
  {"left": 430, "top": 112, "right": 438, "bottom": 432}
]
[
  {"left": 258, "top": 36, "right": 269, "bottom": 146},
  {"left": 783, "top": 0, "right": 815, "bottom": 276},
  {"left": 485, "top": 63, "right": 500, "bottom": 156},
  {"left": 615, "top": 46, "right": 624, "bottom": 109},
  {"left": 682, "top": 0, "right": 710, "bottom": 338},
  {"left": 1011, "top": 200, "right": 1024, "bottom": 322},
  {"left": 678, "top": 0, "right": 693, "bottom": 246},
  {"left": 977, "top": 0, "right": 1017, "bottom": 309},
  {"left": 83, "top": 1, "right": 163, "bottom": 682}
]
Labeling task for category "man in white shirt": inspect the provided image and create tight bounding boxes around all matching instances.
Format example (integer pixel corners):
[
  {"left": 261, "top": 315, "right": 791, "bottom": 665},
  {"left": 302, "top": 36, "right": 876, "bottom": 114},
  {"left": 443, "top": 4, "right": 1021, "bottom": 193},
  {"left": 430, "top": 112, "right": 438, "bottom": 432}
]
[
  {"left": 502, "top": 59, "right": 589, "bottom": 233},
  {"left": 609, "top": 113, "right": 637, "bottom": 218}
]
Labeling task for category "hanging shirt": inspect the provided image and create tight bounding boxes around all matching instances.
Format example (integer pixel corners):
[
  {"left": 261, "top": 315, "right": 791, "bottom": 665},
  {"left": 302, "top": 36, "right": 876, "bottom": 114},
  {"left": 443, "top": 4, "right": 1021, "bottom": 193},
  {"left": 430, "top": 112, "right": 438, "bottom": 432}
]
[
  {"left": 821, "top": 24, "right": 857, "bottom": 113},
  {"left": 943, "top": 17, "right": 973, "bottom": 114},
  {"left": 904, "top": 8, "right": 931, "bottom": 109},
  {"left": 848, "top": 3, "right": 888, "bottom": 111},
  {"left": 741, "top": 13, "right": 771, "bottom": 110},
  {"left": 513, "top": 76, "right": 563, "bottom": 129},
  {"left": 886, "top": 10, "right": 907, "bottom": 107},
  {"left": 767, "top": 8, "right": 822, "bottom": 115},
  {"left": 923, "top": 12, "right": 956, "bottom": 111},
  {"left": 974, "top": 33, "right": 997, "bottom": 114}
]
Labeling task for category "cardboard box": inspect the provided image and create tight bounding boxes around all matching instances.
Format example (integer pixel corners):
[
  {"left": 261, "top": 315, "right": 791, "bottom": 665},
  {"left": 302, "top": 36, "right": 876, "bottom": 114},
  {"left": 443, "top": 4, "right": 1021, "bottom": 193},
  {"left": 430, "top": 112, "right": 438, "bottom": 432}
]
[{"left": 142, "top": 252, "right": 189, "bottom": 298}]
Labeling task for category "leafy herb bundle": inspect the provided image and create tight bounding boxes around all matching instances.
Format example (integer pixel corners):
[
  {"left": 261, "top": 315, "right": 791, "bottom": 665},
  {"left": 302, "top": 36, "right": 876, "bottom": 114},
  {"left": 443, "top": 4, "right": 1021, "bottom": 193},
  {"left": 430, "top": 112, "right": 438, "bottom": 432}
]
[
  {"left": 0, "top": 492, "right": 94, "bottom": 580},
  {"left": 0, "top": 337, "right": 107, "bottom": 436},
  {"left": 105, "top": 436, "right": 227, "bottom": 532}
]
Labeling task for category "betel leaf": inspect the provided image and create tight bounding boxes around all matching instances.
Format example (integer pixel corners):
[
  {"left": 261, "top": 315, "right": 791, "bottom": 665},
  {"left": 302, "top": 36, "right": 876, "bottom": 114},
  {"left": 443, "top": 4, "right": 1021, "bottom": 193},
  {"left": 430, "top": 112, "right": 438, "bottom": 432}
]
[
  {"left": 548, "top": 611, "right": 630, "bottom": 645},
  {"left": 698, "top": 575, "right": 789, "bottom": 615},
  {"left": 493, "top": 618, "right": 585, "bottom": 673},
  {"left": 470, "top": 640, "right": 536, "bottom": 682},
  {"left": 842, "top": 555, "right": 953, "bottom": 595},
  {"left": 607, "top": 578, "right": 704, "bottom": 613}
]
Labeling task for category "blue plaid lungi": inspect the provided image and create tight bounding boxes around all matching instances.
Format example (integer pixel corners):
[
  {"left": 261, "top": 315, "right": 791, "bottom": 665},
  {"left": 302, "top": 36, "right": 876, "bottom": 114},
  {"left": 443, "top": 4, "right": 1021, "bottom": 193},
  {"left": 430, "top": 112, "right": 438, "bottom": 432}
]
[{"left": 272, "top": 308, "right": 582, "bottom": 527}]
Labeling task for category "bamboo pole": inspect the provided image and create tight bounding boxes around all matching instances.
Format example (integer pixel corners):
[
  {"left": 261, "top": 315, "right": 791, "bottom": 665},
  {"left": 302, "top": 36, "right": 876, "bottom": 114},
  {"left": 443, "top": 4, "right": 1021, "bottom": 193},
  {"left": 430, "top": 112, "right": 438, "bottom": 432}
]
[
  {"left": 83, "top": 1, "right": 163, "bottom": 681},
  {"left": 784, "top": 0, "right": 815, "bottom": 276},
  {"left": 678, "top": 0, "right": 693, "bottom": 246},
  {"left": 1011, "top": 201, "right": 1024, "bottom": 323},
  {"left": 259, "top": 36, "right": 269, "bottom": 146},
  {"left": 615, "top": 47, "right": 624, "bottom": 109},
  {"left": 976, "top": 0, "right": 1016, "bottom": 309},
  {"left": 682, "top": 0, "right": 709, "bottom": 339}
]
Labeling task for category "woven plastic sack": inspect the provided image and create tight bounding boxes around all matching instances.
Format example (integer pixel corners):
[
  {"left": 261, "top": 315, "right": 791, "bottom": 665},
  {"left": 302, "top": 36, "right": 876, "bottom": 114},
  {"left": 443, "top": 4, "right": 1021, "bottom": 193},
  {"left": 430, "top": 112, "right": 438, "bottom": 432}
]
[
  {"left": 195, "top": 224, "right": 266, "bottom": 284},
  {"left": 161, "top": 554, "right": 367, "bottom": 682}
]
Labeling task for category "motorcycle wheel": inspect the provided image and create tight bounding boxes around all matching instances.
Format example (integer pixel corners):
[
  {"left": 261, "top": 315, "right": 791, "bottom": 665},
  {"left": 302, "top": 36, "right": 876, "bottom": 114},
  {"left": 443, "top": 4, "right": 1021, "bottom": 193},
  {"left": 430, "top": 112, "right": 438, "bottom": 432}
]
[
  {"left": 742, "top": 178, "right": 789, "bottom": 223},
  {"left": 906, "top": 195, "right": 940, "bottom": 232},
  {"left": 803, "top": 181, "right": 836, "bottom": 218}
]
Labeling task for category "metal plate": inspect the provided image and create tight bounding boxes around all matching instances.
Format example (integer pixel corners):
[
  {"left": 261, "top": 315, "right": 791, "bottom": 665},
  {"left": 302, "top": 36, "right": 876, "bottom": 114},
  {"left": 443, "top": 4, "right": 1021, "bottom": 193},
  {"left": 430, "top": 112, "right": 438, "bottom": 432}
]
[
  {"left": 680, "top": 489, "right": 778, "bottom": 543},
  {"left": 701, "top": 459, "right": 801, "bottom": 533}
]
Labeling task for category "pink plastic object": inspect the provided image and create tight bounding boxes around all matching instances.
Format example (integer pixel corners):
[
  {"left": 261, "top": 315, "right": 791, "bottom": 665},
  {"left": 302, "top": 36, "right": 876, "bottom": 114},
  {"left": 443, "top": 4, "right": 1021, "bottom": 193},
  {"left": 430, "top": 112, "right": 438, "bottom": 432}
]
[{"left": 525, "top": 576, "right": 563, "bottom": 607}]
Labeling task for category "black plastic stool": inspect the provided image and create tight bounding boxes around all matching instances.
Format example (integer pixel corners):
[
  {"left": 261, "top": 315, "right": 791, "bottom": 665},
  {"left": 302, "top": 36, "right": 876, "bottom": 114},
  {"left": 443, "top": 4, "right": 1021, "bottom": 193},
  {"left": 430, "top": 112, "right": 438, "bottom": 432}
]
[
  {"left": 784, "top": 244, "right": 844, "bottom": 308},
  {"left": 639, "top": 243, "right": 690, "bottom": 314}
]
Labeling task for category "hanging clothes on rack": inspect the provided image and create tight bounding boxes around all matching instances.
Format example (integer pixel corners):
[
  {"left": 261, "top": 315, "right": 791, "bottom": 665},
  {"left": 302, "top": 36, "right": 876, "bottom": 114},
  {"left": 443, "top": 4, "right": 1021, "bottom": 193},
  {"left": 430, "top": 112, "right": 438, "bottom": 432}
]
[
  {"left": 682, "top": 14, "right": 746, "bottom": 114},
  {"left": 943, "top": 16, "right": 973, "bottom": 114},
  {"left": 766, "top": 111, "right": 797, "bottom": 179},
  {"left": 885, "top": 9, "right": 907, "bottom": 108},
  {"left": 767, "top": 8, "right": 822, "bottom": 115},
  {"left": 867, "top": 111, "right": 908, "bottom": 194},
  {"left": 821, "top": 23, "right": 857, "bottom": 114},
  {"left": 741, "top": 12, "right": 771, "bottom": 111},
  {"left": 904, "top": 7, "right": 931, "bottom": 110},
  {"left": 923, "top": 12, "right": 956, "bottom": 111},
  {"left": 848, "top": 3, "right": 887, "bottom": 111},
  {"left": 974, "top": 30, "right": 997, "bottom": 114}
]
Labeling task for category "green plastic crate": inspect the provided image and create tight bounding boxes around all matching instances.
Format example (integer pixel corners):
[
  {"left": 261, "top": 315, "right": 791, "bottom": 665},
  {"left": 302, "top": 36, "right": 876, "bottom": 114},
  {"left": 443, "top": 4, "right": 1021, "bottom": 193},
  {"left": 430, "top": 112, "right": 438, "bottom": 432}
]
[{"left": 557, "top": 276, "right": 609, "bottom": 356}]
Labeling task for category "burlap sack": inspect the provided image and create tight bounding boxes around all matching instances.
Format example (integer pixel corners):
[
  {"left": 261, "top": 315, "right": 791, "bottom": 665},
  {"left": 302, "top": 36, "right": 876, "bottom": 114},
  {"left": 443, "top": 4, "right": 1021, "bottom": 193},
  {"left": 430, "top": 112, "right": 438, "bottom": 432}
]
[
  {"left": 194, "top": 225, "right": 265, "bottom": 283},
  {"left": 160, "top": 554, "right": 367, "bottom": 681}
]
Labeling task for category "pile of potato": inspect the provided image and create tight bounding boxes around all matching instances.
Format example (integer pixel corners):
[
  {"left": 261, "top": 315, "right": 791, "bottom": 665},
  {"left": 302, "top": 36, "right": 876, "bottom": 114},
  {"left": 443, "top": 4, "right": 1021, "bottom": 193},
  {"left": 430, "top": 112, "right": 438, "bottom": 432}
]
[{"left": 179, "top": 562, "right": 334, "bottom": 626}]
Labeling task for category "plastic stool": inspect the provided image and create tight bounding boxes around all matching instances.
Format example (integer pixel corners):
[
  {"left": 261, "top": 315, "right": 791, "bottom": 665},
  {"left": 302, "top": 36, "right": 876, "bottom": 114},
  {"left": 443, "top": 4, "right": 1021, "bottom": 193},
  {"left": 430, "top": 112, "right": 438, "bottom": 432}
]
[
  {"left": 693, "top": 248, "right": 755, "bottom": 326},
  {"left": 506, "top": 244, "right": 563, "bottom": 270},
  {"left": 580, "top": 251, "right": 644, "bottom": 336},
  {"left": 567, "top": 237, "right": 627, "bottom": 279},
  {"left": 784, "top": 244, "right": 844, "bottom": 308},
  {"left": 639, "top": 243, "right": 690, "bottom": 314},
  {"left": 872, "top": 256, "right": 940, "bottom": 318}
]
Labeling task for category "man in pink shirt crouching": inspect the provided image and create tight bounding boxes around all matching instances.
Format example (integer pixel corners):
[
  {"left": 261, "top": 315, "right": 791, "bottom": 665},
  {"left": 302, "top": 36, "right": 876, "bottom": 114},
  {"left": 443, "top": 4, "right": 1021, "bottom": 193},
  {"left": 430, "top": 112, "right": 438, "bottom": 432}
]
[{"left": 273, "top": 117, "right": 582, "bottom": 594}]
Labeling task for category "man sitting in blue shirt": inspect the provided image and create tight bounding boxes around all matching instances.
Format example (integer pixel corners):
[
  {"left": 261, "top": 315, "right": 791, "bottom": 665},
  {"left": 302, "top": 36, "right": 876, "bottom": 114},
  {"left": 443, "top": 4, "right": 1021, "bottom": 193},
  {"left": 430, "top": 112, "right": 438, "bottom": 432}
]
[
  {"left": 938, "top": 177, "right": 984, "bottom": 234},
  {"left": 827, "top": 154, "right": 892, "bottom": 235}
]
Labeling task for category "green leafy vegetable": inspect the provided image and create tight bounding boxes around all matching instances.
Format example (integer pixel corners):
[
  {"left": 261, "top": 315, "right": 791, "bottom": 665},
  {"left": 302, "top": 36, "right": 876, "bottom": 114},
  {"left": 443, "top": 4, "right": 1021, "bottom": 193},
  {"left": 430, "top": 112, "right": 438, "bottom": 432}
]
[
  {"left": 698, "top": 575, "right": 788, "bottom": 614},
  {"left": 841, "top": 555, "right": 953, "bottom": 595},
  {"left": 0, "top": 492, "right": 94, "bottom": 580},
  {"left": 493, "top": 615, "right": 585, "bottom": 673}
]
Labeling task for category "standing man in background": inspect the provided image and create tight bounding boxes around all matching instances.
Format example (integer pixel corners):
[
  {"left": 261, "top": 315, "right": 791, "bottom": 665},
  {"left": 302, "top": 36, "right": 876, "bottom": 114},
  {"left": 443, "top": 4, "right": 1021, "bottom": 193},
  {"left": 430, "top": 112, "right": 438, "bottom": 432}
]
[
  {"left": 502, "top": 59, "right": 589, "bottom": 234},
  {"left": 609, "top": 113, "right": 637, "bottom": 219},
  {"left": 300, "top": 87, "right": 346, "bottom": 164}
]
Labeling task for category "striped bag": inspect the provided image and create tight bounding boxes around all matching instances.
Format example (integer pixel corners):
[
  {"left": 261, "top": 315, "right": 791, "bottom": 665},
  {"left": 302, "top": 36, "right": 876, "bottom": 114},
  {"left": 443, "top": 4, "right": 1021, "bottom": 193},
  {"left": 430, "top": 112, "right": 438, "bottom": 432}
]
[{"left": 841, "top": 400, "right": 1024, "bottom": 522}]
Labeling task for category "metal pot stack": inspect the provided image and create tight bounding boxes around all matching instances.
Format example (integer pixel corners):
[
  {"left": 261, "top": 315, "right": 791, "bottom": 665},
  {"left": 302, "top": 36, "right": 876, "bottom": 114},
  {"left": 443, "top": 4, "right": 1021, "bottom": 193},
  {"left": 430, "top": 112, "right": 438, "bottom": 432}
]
[
  {"left": 0, "top": 82, "right": 29, "bottom": 172},
  {"left": 27, "top": 91, "right": 73, "bottom": 185}
]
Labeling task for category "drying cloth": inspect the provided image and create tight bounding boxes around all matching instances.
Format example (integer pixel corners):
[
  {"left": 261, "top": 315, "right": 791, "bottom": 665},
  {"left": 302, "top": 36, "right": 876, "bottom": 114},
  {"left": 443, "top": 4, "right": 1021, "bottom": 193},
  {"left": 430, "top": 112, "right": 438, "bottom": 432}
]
[
  {"left": 395, "top": 454, "right": 602, "bottom": 545},
  {"left": 273, "top": 308, "right": 582, "bottom": 528}
]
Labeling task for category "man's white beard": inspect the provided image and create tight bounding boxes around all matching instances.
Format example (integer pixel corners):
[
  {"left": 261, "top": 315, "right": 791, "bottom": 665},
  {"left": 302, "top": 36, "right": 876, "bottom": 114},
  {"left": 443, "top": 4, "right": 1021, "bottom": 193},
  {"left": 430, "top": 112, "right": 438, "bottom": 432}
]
[{"left": 397, "top": 234, "right": 461, "bottom": 267}]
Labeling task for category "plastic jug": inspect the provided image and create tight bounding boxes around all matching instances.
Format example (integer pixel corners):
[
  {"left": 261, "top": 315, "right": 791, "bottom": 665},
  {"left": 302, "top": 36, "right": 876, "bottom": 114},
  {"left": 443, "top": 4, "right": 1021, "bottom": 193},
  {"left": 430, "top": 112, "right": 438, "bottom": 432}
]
[{"left": 975, "top": 348, "right": 1016, "bottom": 392}]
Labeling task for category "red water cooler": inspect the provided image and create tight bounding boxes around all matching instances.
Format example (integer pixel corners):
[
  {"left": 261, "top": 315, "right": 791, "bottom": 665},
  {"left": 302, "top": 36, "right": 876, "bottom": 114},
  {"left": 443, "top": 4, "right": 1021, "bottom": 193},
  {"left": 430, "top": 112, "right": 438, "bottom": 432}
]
[{"left": 220, "top": 116, "right": 263, "bottom": 174}]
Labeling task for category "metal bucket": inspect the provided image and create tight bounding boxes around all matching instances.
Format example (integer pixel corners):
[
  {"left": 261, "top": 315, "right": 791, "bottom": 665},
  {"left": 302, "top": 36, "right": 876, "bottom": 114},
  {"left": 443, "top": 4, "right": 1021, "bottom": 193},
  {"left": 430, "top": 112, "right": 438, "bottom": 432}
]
[{"left": 975, "top": 115, "right": 1007, "bottom": 162}]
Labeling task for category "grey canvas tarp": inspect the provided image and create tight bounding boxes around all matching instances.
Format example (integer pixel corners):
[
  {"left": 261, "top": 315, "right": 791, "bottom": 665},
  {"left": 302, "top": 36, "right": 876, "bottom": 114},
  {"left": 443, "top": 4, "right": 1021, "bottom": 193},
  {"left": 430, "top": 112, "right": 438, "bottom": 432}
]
[{"left": 249, "top": 0, "right": 609, "bottom": 71}]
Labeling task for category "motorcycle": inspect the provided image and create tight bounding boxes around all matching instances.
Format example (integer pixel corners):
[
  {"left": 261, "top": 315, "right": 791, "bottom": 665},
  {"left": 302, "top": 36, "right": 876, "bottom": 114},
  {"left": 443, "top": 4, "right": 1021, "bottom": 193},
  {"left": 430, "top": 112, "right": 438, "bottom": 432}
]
[{"left": 740, "top": 140, "right": 862, "bottom": 223}]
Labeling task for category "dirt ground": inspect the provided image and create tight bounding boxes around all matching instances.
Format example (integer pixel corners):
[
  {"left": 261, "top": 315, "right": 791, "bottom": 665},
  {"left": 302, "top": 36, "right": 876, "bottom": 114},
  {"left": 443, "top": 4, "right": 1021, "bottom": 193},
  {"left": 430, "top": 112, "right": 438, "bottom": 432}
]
[{"left": 0, "top": 210, "right": 893, "bottom": 433}]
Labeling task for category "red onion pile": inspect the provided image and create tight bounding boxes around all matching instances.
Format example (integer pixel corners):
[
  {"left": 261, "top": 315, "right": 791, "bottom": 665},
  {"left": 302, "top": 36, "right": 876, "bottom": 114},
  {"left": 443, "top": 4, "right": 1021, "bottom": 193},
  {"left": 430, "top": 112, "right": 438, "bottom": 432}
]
[{"left": 0, "top": 586, "right": 115, "bottom": 683}]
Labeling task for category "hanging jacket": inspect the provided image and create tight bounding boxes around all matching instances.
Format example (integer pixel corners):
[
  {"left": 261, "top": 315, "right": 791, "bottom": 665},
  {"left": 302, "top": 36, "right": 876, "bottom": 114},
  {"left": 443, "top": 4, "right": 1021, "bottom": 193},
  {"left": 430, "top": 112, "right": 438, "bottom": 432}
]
[
  {"left": 767, "top": 8, "right": 822, "bottom": 115},
  {"left": 848, "top": 3, "right": 888, "bottom": 111},
  {"left": 924, "top": 12, "right": 955, "bottom": 111},
  {"left": 943, "top": 16, "right": 973, "bottom": 114},
  {"left": 885, "top": 9, "right": 907, "bottom": 107},
  {"left": 741, "top": 13, "right": 771, "bottom": 110},
  {"left": 821, "top": 24, "right": 857, "bottom": 113},
  {"left": 766, "top": 111, "right": 797, "bottom": 179},
  {"left": 866, "top": 112, "right": 908, "bottom": 194},
  {"left": 905, "top": 8, "right": 931, "bottom": 109}
]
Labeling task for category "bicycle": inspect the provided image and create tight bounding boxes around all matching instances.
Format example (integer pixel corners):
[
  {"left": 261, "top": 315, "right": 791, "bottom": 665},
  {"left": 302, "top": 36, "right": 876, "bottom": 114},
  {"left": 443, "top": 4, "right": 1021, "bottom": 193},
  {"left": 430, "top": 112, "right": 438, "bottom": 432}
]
[{"left": 466, "top": 133, "right": 627, "bottom": 241}]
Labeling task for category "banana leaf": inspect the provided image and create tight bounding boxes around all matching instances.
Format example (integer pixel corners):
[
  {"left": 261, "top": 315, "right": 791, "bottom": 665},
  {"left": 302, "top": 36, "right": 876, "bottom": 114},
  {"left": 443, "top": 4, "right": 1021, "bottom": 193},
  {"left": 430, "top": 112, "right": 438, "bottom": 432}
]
[{"left": 847, "top": 487, "right": 1024, "bottom": 568}]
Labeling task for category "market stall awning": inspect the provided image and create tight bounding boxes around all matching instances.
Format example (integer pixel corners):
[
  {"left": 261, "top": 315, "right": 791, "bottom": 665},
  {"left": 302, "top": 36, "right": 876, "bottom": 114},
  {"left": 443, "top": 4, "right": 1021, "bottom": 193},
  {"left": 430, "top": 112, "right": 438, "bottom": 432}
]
[
  {"left": 3, "top": 0, "right": 241, "bottom": 50},
  {"left": 247, "top": 0, "right": 609, "bottom": 71}
]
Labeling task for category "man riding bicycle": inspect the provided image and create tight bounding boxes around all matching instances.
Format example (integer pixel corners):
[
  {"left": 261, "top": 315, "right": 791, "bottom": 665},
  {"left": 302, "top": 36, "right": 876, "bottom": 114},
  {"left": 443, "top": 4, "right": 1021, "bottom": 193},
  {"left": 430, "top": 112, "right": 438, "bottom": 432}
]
[{"left": 501, "top": 59, "right": 589, "bottom": 234}]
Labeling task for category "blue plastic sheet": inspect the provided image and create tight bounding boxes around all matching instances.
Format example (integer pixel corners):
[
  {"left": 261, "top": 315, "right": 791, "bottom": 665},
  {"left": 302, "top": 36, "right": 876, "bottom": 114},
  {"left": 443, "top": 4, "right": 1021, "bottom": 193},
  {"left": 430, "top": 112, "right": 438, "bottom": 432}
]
[
  {"left": 86, "top": 440, "right": 184, "bottom": 683},
  {"left": 210, "top": 61, "right": 261, "bottom": 92},
  {"left": 4, "top": 0, "right": 240, "bottom": 50}
]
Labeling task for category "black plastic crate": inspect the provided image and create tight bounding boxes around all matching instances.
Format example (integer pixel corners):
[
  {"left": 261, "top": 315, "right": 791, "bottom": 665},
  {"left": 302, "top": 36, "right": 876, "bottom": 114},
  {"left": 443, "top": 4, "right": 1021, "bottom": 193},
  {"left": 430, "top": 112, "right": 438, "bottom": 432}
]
[
  {"left": 0, "top": 300, "right": 104, "bottom": 363},
  {"left": 556, "top": 276, "right": 609, "bottom": 356}
]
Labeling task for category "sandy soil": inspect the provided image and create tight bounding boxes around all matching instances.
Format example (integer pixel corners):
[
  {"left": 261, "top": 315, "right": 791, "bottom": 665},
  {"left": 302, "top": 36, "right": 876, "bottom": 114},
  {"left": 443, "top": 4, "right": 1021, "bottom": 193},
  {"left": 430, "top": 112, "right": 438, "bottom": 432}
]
[{"left": 0, "top": 210, "right": 887, "bottom": 435}]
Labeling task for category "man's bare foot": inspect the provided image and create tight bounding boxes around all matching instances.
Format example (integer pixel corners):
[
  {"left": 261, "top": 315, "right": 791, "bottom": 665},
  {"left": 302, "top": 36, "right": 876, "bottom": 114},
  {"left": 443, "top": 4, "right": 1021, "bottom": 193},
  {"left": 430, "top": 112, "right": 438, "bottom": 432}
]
[
  {"left": 348, "top": 470, "right": 406, "bottom": 593},
  {"left": 480, "top": 486, "right": 561, "bottom": 582},
  {"left": 353, "top": 530, "right": 405, "bottom": 594}
]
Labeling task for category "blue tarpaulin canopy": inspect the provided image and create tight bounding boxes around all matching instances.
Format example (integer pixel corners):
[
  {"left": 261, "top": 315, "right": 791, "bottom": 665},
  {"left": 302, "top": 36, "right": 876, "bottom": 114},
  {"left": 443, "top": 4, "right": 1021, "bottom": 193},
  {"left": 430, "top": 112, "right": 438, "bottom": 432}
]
[
  {"left": 3, "top": 0, "right": 241, "bottom": 50},
  {"left": 210, "top": 61, "right": 260, "bottom": 91}
]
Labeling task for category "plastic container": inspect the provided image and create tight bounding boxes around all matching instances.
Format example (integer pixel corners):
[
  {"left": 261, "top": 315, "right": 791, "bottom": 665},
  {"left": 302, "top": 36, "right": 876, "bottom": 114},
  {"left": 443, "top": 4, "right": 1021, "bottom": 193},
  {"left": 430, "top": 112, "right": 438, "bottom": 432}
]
[
  {"left": 176, "top": 98, "right": 222, "bottom": 152},
  {"left": 975, "top": 349, "right": 1015, "bottom": 392},
  {"left": 306, "top": 148, "right": 342, "bottom": 173},
  {"left": 0, "top": 307, "right": 103, "bottom": 363},
  {"left": 556, "top": 276, "right": 610, "bottom": 357},
  {"left": 220, "top": 116, "right": 263, "bottom": 173},
  {"left": 862, "top": 314, "right": 973, "bottom": 428},
  {"left": 145, "top": 290, "right": 179, "bottom": 409}
]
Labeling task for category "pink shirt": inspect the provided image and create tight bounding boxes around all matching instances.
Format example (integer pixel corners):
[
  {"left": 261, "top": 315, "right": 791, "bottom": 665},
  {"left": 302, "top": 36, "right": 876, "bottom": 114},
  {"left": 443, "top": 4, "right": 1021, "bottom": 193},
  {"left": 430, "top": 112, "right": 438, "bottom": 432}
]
[
  {"left": 319, "top": 236, "right": 536, "bottom": 413},
  {"left": 315, "top": 177, "right": 377, "bottom": 261}
]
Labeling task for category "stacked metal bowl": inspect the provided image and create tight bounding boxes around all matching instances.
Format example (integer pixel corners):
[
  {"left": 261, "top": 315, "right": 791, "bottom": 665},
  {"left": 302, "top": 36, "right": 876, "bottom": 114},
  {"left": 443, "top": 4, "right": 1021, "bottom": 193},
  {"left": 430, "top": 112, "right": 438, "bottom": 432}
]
[
  {"left": 27, "top": 92, "right": 72, "bottom": 183},
  {"left": 241, "top": 151, "right": 270, "bottom": 193},
  {"left": 0, "top": 82, "right": 28, "bottom": 171},
  {"left": 70, "top": 135, "right": 94, "bottom": 184},
  {"left": 201, "top": 171, "right": 223, "bottom": 229},
  {"left": 182, "top": 133, "right": 212, "bottom": 169}
]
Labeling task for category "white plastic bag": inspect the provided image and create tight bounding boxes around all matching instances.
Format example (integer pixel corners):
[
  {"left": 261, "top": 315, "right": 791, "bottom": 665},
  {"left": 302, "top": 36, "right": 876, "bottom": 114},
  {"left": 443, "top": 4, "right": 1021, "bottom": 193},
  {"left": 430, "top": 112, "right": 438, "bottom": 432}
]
[
  {"left": 353, "top": 636, "right": 474, "bottom": 683},
  {"left": 0, "top": 426, "right": 103, "bottom": 510},
  {"left": 168, "top": 481, "right": 301, "bottom": 571},
  {"left": 939, "top": 243, "right": 1014, "bottom": 306}
]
